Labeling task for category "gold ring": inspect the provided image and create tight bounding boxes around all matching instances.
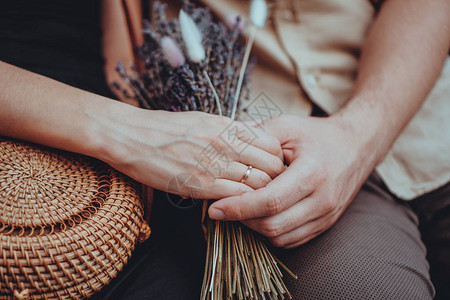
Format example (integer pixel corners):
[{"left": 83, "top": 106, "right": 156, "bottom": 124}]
[{"left": 240, "top": 165, "right": 253, "bottom": 183}]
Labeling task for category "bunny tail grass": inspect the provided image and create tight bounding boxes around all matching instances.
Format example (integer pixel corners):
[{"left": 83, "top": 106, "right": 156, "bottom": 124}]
[
  {"left": 160, "top": 36, "right": 185, "bottom": 67},
  {"left": 230, "top": 26, "right": 257, "bottom": 120},
  {"left": 250, "top": 0, "right": 268, "bottom": 28},
  {"left": 179, "top": 9, "right": 205, "bottom": 63}
]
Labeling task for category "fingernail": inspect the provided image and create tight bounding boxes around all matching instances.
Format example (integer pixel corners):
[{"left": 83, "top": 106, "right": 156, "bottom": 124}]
[{"left": 209, "top": 207, "right": 225, "bottom": 220}]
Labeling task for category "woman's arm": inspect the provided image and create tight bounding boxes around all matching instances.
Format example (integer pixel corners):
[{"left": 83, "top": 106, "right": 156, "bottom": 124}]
[
  {"left": 0, "top": 61, "right": 284, "bottom": 199},
  {"left": 0, "top": 61, "right": 115, "bottom": 158},
  {"left": 208, "top": 0, "right": 450, "bottom": 247}
]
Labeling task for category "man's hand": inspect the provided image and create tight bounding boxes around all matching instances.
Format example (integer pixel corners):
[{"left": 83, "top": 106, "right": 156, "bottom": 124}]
[
  {"left": 208, "top": 0, "right": 450, "bottom": 249},
  {"left": 208, "top": 115, "right": 375, "bottom": 248}
]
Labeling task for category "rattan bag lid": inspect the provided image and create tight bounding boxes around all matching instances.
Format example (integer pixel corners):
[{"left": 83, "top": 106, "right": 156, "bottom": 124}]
[{"left": 0, "top": 138, "right": 150, "bottom": 299}]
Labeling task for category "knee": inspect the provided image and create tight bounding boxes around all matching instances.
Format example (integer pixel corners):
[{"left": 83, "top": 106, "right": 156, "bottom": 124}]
[{"left": 285, "top": 255, "right": 434, "bottom": 300}]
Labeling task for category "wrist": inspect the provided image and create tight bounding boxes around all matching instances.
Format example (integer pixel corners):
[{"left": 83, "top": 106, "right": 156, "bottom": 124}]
[
  {"left": 81, "top": 97, "right": 141, "bottom": 165},
  {"left": 89, "top": 103, "right": 169, "bottom": 173},
  {"left": 329, "top": 98, "right": 394, "bottom": 168}
]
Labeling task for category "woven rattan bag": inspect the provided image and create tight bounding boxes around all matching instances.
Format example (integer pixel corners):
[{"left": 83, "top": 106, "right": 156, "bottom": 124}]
[{"left": 0, "top": 137, "right": 151, "bottom": 299}]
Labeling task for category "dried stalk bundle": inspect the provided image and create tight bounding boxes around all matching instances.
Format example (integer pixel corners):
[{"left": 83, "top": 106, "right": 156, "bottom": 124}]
[
  {"left": 201, "top": 218, "right": 298, "bottom": 300},
  {"left": 116, "top": 2, "right": 297, "bottom": 299}
]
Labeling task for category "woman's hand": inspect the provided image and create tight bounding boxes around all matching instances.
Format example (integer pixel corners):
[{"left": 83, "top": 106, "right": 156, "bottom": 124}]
[
  {"left": 207, "top": 114, "right": 376, "bottom": 248},
  {"left": 0, "top": 61, "right": 282, "bottom": 200},
  {"left": 100, "top": 107, "right": 285, "bottom": 199}
]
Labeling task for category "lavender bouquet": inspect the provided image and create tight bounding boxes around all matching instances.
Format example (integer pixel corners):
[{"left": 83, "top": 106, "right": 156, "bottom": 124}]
[{"left": 116, "top": 1, "right": 296, "bottom": 299}]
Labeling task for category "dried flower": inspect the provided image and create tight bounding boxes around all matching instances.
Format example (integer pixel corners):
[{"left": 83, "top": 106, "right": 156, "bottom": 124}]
[
  {"left": 250, "top": 0, "right": 268, "bottom": 28},
  {"left": 230, "top": 0, "right": 268, "bottom": 120},
  {"left": 179, "top": 9, "right": 205, "bottom": 63},
  {"left": 225, "top": 13, "right": 246, "bottom": 31},
  {"left": 160, "top": 36, "right": 185, "bottom": 68}
]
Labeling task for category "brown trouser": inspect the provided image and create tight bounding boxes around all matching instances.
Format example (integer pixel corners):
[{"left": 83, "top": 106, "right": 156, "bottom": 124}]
[
  {"left": 276, "top": 173, "right": 446, "bottom": 299},
  {"left": 94, "top": 173, "right": 449, "bottom": 300}
]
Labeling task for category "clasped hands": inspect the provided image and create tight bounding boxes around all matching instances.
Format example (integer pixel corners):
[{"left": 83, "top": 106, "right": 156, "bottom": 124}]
[
  {"left": 107, "top": 109, "right": 370, "bottom": 249},
  {"left": 204, "top": 114, "right": 370, "bottom": 249}
]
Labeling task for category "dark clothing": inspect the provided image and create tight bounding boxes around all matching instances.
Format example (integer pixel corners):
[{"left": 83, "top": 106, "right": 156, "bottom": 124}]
[
  {"left": 411, "top": 183, "right": 450, "bottom": 300},
  {"left": 93, "top": 190, "right": 207, "bottom": 300},
  {"left": 0, "top": 0, "right": 114, "bottom": 98}
]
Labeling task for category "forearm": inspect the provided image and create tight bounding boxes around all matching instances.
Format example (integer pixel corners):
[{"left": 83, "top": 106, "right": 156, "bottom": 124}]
[
  {"left": 0, "top": 62, "right": 284, "bottom": 197},
  {"left": 333, "top": 0, "right": 450, "bottom": 168},
  {"left": 0, "top": 60, "right": 137, "bottom": 161}
]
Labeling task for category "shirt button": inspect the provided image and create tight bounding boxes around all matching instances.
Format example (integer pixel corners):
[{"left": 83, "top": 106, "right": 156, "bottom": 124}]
[{"left": 305, "top": 74, "right": 318, "bottom": 86}]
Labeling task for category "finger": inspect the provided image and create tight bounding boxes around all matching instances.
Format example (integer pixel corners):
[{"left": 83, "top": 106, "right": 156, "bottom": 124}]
[
  {"left": 268, "top": 214, "right": 333, "bottom": 248},
  {"left": 241, "top": 119, "right": 263, "bottom": 128},
  {"left": 241, "top": 195, "right": 333, "bottom": 237},
  {"left": 255, "top": 116, "right": 300, "bottom": 146},
  {"left": 238, "top": 143, "right": 285, "bottom": 179},
  {"left": 282, "top": 231, "right": 322, "bottom": 249},
  {"left": 197, "top": 178, "right": 253, "bottom": 200},
  {"left": 165, "top": 167, "right": 254, "bottom": 200},
  {"left": 237, "top": 128, "right": 283, "bottom": 161},
  {"left": 218, "top": 121, "right": 282, "bottom": 163},
  {"left": 209, "top": 160, "right": 319, "bottom": 220},
  {"left": 198, "top": 142, "right": 282, "bottom": 180},
  {"left": 217, "top": 162, "right": 272, "bottom": 190}
]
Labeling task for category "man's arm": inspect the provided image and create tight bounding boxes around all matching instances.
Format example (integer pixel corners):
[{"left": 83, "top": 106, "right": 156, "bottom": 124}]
[
  {"left": 208, "top": 0, "right": 450, "bottom": 248},
  {"left": 337, "top": 0, "right": 450, "bottom": 168}
]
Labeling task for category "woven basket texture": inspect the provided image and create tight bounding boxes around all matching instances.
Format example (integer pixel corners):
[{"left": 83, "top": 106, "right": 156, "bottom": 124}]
[{"left": 0, "top": 138, "right": 150, "bottom": 299}]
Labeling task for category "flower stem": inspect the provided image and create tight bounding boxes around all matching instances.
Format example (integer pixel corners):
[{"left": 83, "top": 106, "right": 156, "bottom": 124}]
[{"left": 230, "top": 26, "right": 257, "bottom": 120}]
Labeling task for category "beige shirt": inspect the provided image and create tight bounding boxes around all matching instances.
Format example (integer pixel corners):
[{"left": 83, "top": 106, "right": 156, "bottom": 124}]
[{"left": 201, "top": 0, "right": 450, "bottom": 200}]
